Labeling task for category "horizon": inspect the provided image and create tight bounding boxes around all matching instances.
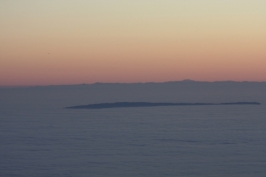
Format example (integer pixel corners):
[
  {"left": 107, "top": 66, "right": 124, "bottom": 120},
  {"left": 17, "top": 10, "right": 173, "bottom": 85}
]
[
  {"left": 1, "top": 79, "right": 266, "bottom": 88},
  {"left": 1, "top": 1, "right": 266, "bottom": 86}
]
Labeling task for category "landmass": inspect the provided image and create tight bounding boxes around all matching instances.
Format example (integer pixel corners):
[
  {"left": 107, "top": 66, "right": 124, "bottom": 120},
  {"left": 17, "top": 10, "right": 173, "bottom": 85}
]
[{"left": 66, "top": 102, "right": 260, "bottom": 109}]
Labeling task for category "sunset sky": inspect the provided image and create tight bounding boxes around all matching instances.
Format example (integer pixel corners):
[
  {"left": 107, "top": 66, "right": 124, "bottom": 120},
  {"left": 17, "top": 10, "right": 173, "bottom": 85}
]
[{"left": 1, "top": 0, "right": 266, "bottom": 86}]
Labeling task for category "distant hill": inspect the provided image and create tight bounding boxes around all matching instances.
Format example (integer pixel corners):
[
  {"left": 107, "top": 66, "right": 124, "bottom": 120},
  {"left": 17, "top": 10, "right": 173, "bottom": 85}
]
[
  {"left": 1, "top": 81, "right": 265, "bottom": 105},
  {"left": 66, "top": 102, "right": 261, "bottom": 109}
]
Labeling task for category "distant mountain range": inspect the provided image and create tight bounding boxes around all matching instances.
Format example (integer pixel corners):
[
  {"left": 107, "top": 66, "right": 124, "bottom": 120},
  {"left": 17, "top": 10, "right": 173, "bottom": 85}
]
[
  {"left": 1, "top": 81, "right": 265, "bottom": 107},
  {"left": 1, "top": 80, "right": 266, "bottom": 88}
]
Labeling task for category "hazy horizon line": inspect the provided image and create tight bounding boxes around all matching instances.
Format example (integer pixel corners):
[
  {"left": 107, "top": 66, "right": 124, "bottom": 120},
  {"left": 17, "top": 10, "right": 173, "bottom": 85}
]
[{"left": 1, "top": 79, "right": 266, "bottom": 88}]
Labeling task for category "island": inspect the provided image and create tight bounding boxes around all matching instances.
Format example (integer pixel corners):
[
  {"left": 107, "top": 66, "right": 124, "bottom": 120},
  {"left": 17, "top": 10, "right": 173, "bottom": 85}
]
[{"left": 65, "top": 102, "right": 260, "bottom": 109}]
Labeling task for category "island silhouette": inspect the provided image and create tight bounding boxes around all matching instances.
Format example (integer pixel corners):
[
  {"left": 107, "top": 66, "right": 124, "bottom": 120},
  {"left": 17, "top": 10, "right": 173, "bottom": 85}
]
[{"left": 66, "top": 102, "right": 260, "bottom": 109}]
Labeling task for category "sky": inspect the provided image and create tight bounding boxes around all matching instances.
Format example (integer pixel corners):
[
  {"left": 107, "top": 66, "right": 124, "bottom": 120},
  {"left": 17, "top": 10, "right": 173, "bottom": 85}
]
[{"left": 1, "top": 0, "right": 266, "bottom": 86}]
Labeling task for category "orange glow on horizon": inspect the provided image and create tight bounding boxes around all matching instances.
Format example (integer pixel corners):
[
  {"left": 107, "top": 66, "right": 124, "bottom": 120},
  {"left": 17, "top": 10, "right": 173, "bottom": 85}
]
[{"left": 1, "top": 1, "right": 266, "bottom": 86}]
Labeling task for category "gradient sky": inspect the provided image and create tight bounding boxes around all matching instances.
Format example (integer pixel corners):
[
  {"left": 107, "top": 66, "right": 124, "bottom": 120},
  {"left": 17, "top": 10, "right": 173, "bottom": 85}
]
[{"left": 1, "top": 0, "right": 266, "bottom": 86}]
